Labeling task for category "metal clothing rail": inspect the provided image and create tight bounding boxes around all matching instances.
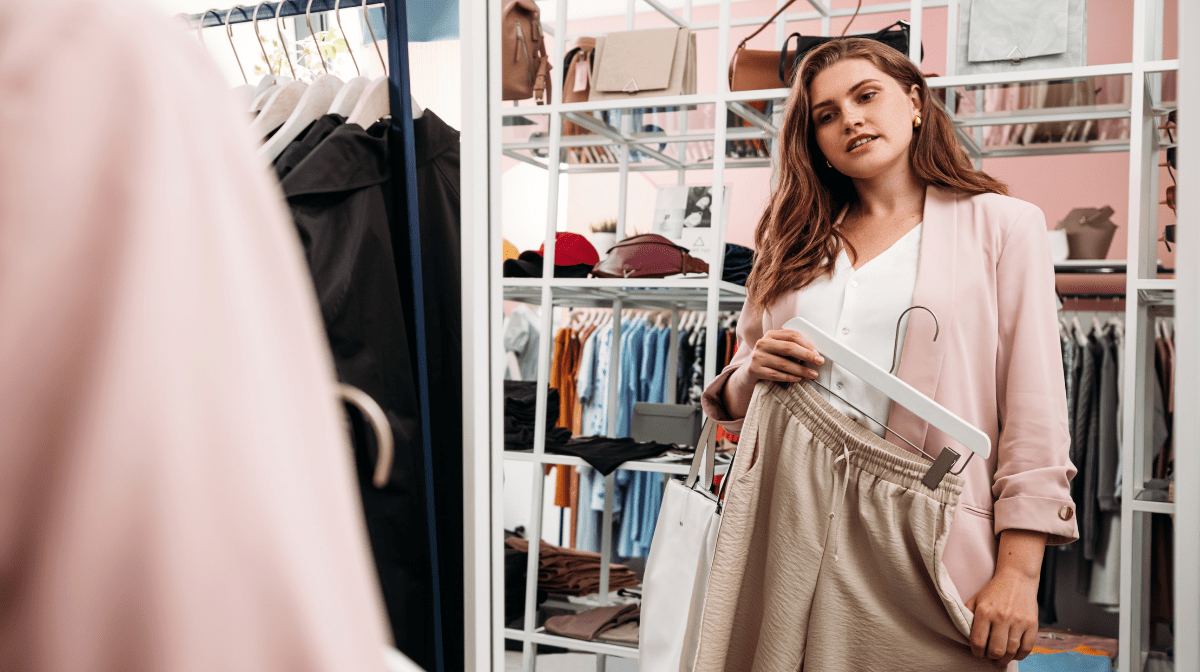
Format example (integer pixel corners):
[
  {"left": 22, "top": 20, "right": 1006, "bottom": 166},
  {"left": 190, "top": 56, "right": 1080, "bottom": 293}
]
[
  {"left": 186, "top": 0, "right": 386, "bottom": 29},
  {"left": 187, "top": 4, "right": 446, "bottom": 672}
]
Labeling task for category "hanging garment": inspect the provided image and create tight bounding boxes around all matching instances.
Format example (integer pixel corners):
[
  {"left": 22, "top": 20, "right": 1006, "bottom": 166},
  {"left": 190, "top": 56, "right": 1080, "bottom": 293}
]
[
  {"left": 274, "top": 113, "right": 346, "bottom": 179},
  {"left": 575, "top": 465, "right": 601, "bottom": 553},
  {"left": 616, "top": 319, "right": 648, "bottom": 437},
  {"left": 677, "top": 327, "right": 695, "bottom": 404},
  {"left": 503, "top": 305, "right": 540, "bottom": 381},
  {"left": 1095, "top": 325, "right": 1121, "bottom": 514},
  {"left": 578, "top": 323, "right": 613, "bottom": 436},
  {"left": 550, "top": 328, "right": 583, "bottom": 429},
  {"left": 1079, "top": 329, "right": 1106, "bottom": 563},
  {"left": 693, "top": 382, "right": 997, "bottom": 672},
  {"left": 687, "top": 327, "right": 706, "bottom": 404},
  {"left": 280, "top": 120, "right": 436, "bottom": 670},
  {"left": 0, "top": 1, "right": 393, "bottom": 669}
]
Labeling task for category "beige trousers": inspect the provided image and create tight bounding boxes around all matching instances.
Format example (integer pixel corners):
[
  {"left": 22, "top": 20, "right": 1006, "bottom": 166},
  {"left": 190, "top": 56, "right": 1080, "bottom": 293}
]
[{"left": 692, "top": 381, "right": 994, "bottom": 672}]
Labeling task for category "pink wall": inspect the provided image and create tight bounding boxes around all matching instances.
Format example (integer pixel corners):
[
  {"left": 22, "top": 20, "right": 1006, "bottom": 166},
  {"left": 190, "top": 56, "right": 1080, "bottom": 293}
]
[{"left": 506, "top": 0, "right": 1177, "bottom": 268}]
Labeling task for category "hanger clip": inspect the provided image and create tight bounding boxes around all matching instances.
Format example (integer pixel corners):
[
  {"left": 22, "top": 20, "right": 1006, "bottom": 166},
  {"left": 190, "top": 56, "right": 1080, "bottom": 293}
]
[
  {"left": 921, "top": 447, "right": 959, "bottom": 490},
  {"left": 1006, "top": 45, "right": 1027, "bottom": 65}
]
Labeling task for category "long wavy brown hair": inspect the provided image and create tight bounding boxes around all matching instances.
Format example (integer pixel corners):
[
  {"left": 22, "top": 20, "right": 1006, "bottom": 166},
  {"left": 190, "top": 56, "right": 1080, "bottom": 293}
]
[{"left": 746, "top": 38, "right": 1008, "bottom": 311}]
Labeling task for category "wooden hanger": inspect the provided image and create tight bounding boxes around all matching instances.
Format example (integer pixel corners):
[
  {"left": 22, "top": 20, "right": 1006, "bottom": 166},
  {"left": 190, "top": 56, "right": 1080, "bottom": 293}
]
[
  {"left": 251, "top": 0, "right": 301, "bottom": 111},
  {"left": 339, "top": 384, "right": 394, "bottom": 488},
  {"left": 784, "top": 315, "right": 991, "bottom": 488},
  {"left": 347, "top": 0, "right": 390, "bottom": 127},
  {"left": 259, "top": 0, "right": 345, "bottom": 160},
  {"left": 247, "top": 1, "right": 284, "bottom": 110},
  {"left": 327, "top": 0, "right": 372, "bottom": 116},
  {"left": 224, "top": 7, "right": 258, "bottom": 107}
]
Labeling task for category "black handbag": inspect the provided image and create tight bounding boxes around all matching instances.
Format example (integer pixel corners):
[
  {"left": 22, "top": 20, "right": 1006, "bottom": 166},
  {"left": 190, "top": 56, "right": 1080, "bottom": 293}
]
[{"left": 777, "top": 20, "right": 921, "bottom": 86}]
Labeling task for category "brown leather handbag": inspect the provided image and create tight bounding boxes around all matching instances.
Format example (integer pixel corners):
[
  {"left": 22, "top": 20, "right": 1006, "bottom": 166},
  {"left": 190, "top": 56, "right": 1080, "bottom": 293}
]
[
  {"left": 562, "top": 38, "right": 597, "bottom": 161},
  {"left": 591, "top": 234, "right": 710, "bottom": 279},
  {"left": 728, "top": 0, "right": 801, "bottom": 92},
  {"left": 502, "top": 0, "right": 551, "bottom": 104}
]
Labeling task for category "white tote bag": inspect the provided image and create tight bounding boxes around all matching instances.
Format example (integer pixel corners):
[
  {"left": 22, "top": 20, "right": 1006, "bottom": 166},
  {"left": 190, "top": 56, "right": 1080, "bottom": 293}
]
[{"left": 640, "top": 420, "right": 732, "bottom": 672}]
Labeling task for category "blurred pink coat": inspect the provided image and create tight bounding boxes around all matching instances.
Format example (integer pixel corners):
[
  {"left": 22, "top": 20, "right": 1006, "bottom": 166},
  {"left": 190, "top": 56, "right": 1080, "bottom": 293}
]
[
  {"left": 0, "top": 1, "right": 393, "bottom": 670},
  {"left": 703, "top": 185, "right": 1080, "bottom": 604}
]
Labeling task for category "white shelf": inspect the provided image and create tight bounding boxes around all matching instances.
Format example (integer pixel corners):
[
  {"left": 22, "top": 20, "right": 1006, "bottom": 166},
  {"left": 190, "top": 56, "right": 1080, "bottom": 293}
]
[
  {"left": 1136, "top": 279, "right": 1176, "bottom": 305},
  {"left": 503, "top": 628, "right": 639, "bottom": 658},
  {"left": 504, "top": 450, "right": 732, "bottom": 476},
  {"left": 503, "top": 278, "right": 748, "bottom": 310},
  {"left": 1130, "top": 498, "right": 1175, "bottom": 515}
]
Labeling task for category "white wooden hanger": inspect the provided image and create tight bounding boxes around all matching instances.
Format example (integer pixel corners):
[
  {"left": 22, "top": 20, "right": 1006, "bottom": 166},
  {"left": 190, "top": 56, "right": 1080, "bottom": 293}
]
[
  {"left": 347, "top": 0, "right": 391, "bottom": 127},
  {"left": 224, "top": 7, "right": 258, "bottom": 107},
  {"left": 259, "top": 0, "right": 345, "bottom": 160},
  {"left": 784, "top": 314, "right": 991, "bottom": 487},
  {"left": 251, "top": 1, "right": 301, "bottom": 111},
  {"left": 327, "top": 0, "right": 372, "bottom": 116},
  {"left": 249, "top": 80, "right": 307, "bottom": 139},
  {"left": 247, "top": 2, "right": 284, "bottom": 110}
]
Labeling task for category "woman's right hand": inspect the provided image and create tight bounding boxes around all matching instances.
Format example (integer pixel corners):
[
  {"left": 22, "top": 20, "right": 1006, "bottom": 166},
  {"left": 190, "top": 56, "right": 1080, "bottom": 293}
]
[{"left": 745, "top": 329, "right": 825, "bottom": 383}]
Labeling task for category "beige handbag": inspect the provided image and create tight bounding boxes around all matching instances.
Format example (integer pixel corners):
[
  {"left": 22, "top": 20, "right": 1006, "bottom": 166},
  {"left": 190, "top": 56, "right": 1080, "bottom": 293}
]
[{"left": 588, "top": 27, "right": 697, "bottom": 101}]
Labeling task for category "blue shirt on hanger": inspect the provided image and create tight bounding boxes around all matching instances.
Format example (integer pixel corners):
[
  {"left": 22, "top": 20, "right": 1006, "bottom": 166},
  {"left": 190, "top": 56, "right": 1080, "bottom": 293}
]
[{"left": 616, "top": 319, "right": 647, "bottom": 438}]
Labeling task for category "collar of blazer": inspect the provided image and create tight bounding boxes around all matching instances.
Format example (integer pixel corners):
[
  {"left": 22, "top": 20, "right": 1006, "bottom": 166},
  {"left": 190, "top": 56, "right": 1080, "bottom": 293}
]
[{"left": 882, "top": 185, "right": 959, "bottom": 455}]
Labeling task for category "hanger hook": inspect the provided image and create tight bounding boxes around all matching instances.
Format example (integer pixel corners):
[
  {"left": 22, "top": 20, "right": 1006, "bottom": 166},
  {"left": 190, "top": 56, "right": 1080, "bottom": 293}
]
[
  {"left": 889, "top": 305, "right": 939, "bottom": 374},
  {"left": 225, "top": 6, "right": 250, "bottom": 84},
  {"left": 305, "top": 0, "right": 329, "bottom": 75},
  {"left": 252, "top": 1, "right": 274, "bottom": 75},
  {"left": 334, "top": 0, "right": 360, "bottom": 76},
  {"left": 274, "top": 0, "right": 299, "bottom": 79},
  {"left": 363, "top": 0, "right": 387, "bottom": 74},
  {"left": 197, "top": 9, "right": 219, "bottom": 50}
]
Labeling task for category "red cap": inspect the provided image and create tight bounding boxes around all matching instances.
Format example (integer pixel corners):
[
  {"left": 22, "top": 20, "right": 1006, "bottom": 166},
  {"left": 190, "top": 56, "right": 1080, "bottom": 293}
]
[{"left": 538, "top": 232, "right": 600, "bottom": 266}]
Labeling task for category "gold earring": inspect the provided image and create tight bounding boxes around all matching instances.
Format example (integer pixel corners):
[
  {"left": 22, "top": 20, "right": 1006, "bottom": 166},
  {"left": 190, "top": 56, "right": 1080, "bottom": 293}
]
[
  {"left": 826, "top": 159, "right": 832, "bottom": 168},
  {"left": 913, "top": 113, "right": 922, "bottom": 128}
]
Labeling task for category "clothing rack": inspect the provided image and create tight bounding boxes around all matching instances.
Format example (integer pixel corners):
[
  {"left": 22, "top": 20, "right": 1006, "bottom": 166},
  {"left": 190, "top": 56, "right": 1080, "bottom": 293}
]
[{"left": 187, "top": 5, "right": 447, "bottom": 672}]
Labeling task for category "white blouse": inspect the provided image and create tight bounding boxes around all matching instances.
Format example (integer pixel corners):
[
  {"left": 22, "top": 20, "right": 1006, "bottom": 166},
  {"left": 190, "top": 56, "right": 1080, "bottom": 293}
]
[{"left": 794, "top": 223, "right": 922, "bottom": 437}]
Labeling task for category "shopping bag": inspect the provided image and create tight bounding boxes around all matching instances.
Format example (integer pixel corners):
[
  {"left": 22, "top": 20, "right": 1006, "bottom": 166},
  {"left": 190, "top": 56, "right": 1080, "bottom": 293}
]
[{"left": 639, "top": 419, "right": 732, "bottom": 672}]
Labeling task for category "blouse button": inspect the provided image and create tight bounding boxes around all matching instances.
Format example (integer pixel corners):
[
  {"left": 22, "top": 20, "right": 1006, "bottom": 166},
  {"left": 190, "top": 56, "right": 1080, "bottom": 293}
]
[
  {"left": 836, "top": 382, "right": 844, "bottom": 390},
  {"left": 841, "top": 327, "right": 850, "bottom": 335},
  {"left": 1058, "top": 506, "right": 1074, "bottom": 521},
  {"left": 850, "top": 280, "right": 859, "bottom": 288}
]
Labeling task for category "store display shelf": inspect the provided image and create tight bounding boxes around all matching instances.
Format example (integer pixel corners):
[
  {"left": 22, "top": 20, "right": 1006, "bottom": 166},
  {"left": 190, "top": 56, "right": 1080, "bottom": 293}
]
[
  {"left": 975, "top": 138, "right": 1137, "bottom": 159},
  {"left": 1136, "top": 279, "right": 1176, "bottom": 305},
  {"left": 503, "top": 279, "right": 748, "bottom": 310},
  {"left": 558, "top": 158, "right": 774, "bottom": 174},
  {"left": 1057, "top": 260, "right": 1150, "bottom": 274},
  {"left": 1130, "top": 498, "right": 1175, "bottom": 515},
  {"left": 504, "top": 450, "right": 731, "bottom": 476},
  {"left": 950, "top": 103, "right": 1131, "bottom": 129},
  {"left": 503, "top": 628, "right": 639, "bottom": 659},
  {"left": 500, "top": 89, "right": 792, "bottom": 118}
]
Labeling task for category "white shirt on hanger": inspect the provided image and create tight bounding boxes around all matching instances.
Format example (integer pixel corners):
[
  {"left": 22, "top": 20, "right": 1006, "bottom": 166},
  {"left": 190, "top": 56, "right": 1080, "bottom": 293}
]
[{"left": 795, "top": 223, "right": 923, "bottom": 437}]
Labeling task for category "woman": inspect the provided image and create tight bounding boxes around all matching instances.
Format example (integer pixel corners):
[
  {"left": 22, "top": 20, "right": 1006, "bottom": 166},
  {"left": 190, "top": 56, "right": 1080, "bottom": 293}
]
[{"left": 697, "top": 40, "right": 1077, "bottom": 670}]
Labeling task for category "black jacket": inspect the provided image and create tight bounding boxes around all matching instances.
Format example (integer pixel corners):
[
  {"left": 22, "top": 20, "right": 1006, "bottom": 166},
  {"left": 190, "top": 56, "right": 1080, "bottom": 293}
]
[{"left": 280, "top": 120, "right": 436, "bottom": 671}]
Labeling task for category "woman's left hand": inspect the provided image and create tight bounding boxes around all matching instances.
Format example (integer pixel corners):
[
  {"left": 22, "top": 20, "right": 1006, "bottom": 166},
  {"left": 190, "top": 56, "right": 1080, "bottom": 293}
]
[{"left": 965, "top": 529, "right": 1046, "bottom": 668}]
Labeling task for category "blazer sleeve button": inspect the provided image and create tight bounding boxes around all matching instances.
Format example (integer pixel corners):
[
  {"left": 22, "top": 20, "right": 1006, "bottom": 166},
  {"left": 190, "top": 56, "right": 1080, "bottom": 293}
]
[{"left": 1058, "top": 506, "right": 1074, "bottom": 521}]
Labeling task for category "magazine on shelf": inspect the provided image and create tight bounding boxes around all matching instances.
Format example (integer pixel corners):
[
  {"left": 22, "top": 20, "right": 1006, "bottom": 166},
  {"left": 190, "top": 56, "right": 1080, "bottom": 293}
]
[{"left": 651, "top": 185, "right": 731, "bottom": 269}]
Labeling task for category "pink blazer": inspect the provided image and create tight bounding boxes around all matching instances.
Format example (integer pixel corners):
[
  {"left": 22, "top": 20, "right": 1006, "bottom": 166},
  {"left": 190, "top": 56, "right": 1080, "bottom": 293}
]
[{"left": 702, "top": 185, "right": 1079, "bottom": 602}]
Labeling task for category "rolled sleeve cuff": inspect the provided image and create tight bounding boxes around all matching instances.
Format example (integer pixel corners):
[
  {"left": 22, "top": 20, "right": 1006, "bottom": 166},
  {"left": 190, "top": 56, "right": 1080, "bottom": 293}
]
[
  {"left": 700, "top": 365, "right": 747, "bottom": 435},
  {"left": 993, "top": 496, "right": 1079, "bottom": 546}
]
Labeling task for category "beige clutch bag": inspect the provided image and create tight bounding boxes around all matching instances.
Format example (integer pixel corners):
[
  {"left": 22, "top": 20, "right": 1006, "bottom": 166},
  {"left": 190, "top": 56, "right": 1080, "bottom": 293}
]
[{"left": 588, "top": 27, "right": 697, "bottom": 101}]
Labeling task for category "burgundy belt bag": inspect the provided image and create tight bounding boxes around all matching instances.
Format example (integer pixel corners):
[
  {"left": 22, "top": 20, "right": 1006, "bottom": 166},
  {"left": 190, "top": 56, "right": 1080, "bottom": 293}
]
[{"left": 591, "top": 234, "right": 710, "bottom": 279}]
